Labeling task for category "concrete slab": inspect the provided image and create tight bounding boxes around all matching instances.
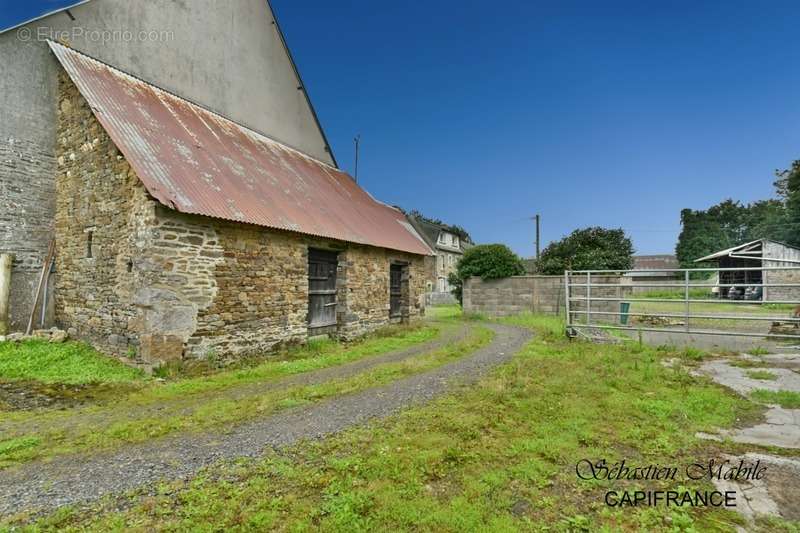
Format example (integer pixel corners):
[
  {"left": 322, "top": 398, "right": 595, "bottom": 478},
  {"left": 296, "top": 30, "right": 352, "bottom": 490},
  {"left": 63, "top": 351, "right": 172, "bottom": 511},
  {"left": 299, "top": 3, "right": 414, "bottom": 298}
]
[
  {"left": 724, "top": 407, "right": 800, "bottom": 449},
  {"left": 713, "top": 453, "right": 800, "bottom": 521},
  {"left": 697, "top": 360, "right": 800, "bottom": 395}
]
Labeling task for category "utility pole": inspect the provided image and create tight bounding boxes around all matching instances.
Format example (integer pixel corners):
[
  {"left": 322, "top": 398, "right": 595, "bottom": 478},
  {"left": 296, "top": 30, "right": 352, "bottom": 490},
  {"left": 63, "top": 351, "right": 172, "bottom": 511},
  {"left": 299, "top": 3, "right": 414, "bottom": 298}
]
[
  {"left": 353, "top": 134, "right": 361, "bottom": 182},
  {"left": 535, "top": 214, "right": 541, "bottom": 261}
]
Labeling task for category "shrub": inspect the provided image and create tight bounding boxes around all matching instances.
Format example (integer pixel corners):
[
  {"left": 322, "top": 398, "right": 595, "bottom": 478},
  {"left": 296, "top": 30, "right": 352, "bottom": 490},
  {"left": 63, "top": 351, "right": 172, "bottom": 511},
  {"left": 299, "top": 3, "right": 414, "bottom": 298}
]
[{"left": 449, "top": 244, "right": 525, "bottom": 303}]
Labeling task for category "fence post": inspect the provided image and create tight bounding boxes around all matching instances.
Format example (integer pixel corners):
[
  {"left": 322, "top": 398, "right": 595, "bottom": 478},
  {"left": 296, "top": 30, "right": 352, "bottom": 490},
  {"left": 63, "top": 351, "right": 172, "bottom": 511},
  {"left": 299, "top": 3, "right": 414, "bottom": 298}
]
[
  {"left": 0, "top": 254, "right": 12, "bottom": 336},
  {"left": 564, "top": 271, "right": 571, "bottom": 328},
  {"left": 586, "top": 272, "right": 592, "bottom": 327},
  {"left": 684, "top": 270, "right": 690, "bottom": 332}
]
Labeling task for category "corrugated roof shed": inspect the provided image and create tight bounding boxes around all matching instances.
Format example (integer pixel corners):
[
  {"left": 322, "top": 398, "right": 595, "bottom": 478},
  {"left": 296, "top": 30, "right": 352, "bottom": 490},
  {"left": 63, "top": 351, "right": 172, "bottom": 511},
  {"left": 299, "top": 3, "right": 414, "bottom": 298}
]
[
  {"left": 694, "top": 239, "right": 800, "bottom": 263},
  {"left": 49, "top": 41, "right": 432, "bottom": 257}
]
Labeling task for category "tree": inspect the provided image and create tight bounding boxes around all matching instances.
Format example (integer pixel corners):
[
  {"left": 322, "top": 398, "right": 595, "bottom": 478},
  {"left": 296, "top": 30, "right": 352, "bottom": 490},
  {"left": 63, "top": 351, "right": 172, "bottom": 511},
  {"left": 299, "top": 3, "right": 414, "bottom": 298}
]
[
  {"left": 537, "top": 227, "right": 634, "bottom": 275},
  {"left": 448, "top": 244, "right": 525, "bottom": 303},
  {"left": 775, "top": 160, "right": 800, "bottom": 247}
]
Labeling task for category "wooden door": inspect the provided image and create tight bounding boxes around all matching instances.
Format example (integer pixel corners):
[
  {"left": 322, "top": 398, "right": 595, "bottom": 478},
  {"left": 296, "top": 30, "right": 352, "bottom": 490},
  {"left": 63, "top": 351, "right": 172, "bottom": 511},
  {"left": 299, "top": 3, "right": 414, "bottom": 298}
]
[
  {"left": 390, "top": 264, "right": 403, "bottom": 318},
  {"left": 308, "top": 249, "right": 338, "bottom": 328}
]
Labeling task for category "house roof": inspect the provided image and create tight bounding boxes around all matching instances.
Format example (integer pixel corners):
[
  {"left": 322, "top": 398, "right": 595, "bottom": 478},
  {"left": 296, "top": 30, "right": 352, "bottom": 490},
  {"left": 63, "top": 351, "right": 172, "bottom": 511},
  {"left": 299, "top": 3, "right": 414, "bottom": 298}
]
[
  {"left": 50, "top": 41, "right": 433, "bottom": 256},
  {"left": 633, "top": 255, "right": 679, "bottom": 270},
  {"left": 694, "top": 239, "right": 800, "bottom": 263},
  {"left": 406, "top": 217, "right": 464, "bottom": 254}
]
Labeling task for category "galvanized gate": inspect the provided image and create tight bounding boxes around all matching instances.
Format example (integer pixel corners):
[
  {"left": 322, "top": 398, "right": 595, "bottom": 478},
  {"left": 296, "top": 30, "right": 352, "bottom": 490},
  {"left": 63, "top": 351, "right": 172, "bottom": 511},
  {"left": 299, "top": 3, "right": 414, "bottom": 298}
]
[{"left": 564, "top": 266, "right": 800, "bottom": 341}]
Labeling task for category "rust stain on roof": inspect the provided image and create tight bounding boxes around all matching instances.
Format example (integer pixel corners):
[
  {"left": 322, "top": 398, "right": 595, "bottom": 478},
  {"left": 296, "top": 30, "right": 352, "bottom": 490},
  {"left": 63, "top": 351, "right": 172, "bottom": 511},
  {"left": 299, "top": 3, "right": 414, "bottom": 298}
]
[{"left": 48, "top": 41, "right": 433, "bottom": 256}]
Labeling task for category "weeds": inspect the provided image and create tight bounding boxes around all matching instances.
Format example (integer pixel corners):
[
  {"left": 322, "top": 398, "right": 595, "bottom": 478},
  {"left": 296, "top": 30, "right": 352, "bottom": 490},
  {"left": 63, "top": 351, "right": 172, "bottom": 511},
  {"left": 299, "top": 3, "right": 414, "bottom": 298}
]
[
  {"left": 745, "top": 370, "right": 778, "bottom": 381},
  {"left": 750, "top": 389, "right": 800, "bottom": 408}
]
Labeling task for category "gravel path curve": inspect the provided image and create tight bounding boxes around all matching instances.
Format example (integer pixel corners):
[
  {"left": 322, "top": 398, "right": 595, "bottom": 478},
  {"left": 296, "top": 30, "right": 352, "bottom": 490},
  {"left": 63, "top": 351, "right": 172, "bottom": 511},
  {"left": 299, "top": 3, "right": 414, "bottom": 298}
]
[
  {"left": 0, "top": 323, "right": 531, "bottom": 517},
  {"left": 0, "top": 322, "right": 470, "bottom": 438}
]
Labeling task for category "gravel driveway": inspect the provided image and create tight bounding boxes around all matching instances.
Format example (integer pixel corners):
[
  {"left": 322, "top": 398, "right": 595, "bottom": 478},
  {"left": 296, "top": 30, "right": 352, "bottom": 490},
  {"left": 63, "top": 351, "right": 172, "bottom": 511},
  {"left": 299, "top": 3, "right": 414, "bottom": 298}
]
[
  {"left": 0, "top": 321, "right": 471, "bottom": 438},
  {"left": 0, "top": 322, "right": 531, "bottom": 517}
]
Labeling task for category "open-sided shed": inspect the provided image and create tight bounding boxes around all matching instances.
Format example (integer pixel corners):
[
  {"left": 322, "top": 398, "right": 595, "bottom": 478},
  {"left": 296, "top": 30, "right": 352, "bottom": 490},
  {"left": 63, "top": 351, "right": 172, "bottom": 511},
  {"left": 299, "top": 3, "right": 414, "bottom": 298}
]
[{"left": 695, "top": 239, "right": 800, "bottom": 302}]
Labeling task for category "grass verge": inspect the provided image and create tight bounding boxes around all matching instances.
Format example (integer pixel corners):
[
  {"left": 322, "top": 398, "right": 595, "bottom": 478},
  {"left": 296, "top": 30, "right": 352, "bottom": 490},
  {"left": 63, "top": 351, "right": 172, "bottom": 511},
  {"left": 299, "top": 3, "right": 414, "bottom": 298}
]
[
  {"left": 12, "top": 314, "right": 773, "bottom": 532},
  {"left": 0, "top": 340, "right": 143, "bottom": 384}
]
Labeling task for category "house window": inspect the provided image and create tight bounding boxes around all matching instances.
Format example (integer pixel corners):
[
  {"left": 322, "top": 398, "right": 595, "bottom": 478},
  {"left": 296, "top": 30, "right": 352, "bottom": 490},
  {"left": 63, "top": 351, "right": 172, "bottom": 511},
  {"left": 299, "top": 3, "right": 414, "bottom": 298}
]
[
  {"left": 438, "top": 233, "right": 447, "bottom": 245},
  {"left": 452, "top": 235, "right": 459, "bottom": 248}
]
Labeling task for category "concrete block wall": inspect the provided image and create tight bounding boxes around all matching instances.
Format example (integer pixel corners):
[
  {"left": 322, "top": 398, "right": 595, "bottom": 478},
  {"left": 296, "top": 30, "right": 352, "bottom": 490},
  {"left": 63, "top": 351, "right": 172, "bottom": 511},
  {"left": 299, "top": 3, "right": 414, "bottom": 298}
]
[
  {"left": 463, "top": 274, "right": 630, "bottom": 323},
  {"left": 463, "top": 276, "right": 565, "bottom": 318}
]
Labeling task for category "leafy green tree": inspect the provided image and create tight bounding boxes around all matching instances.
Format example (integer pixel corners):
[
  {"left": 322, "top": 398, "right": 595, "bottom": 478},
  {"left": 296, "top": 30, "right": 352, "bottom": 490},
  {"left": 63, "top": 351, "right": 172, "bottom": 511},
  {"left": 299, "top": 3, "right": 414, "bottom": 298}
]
[
  {"left": 537, "top": 227, "right": 634, "bottom": 275},
  {"left": 775, "top": 160, "right": 800, "bottom": 246},
  {"left": 675, "top": 201, "right": 745, "bottom": 267},
  {"left": 675, "top": 170, "right": 798, "bottom": 267},
  {"left": 448, "top": 244, "right": 525, "bottom": 303}
]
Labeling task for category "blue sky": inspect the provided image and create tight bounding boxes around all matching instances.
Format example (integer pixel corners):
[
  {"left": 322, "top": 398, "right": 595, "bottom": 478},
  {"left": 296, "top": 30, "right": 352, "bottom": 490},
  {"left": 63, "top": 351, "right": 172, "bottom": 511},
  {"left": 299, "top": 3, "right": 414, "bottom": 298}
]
[{"left": 4, "top": 1, "right": 800, "bottom": 257}]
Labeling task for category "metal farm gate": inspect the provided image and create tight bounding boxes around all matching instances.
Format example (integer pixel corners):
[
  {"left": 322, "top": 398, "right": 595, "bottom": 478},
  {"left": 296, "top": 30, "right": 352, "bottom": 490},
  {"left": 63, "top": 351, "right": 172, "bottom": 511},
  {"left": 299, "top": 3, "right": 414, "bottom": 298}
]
[{"left": 564, "top": 266, "right": 800, "bottom": 342}]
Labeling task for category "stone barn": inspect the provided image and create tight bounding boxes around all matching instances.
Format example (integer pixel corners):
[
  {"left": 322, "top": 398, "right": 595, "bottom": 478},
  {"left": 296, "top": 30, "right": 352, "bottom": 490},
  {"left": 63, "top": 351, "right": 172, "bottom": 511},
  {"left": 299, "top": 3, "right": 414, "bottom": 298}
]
[{"left": 47, "top": 42, "right": 432, "bottom": 363}]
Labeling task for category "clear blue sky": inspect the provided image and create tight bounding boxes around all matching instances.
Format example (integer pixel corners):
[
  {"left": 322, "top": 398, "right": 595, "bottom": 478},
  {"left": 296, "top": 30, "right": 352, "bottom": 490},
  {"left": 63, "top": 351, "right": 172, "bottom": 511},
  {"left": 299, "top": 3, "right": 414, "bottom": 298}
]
[{"left": 5, "top": 1, "right": 800, "bottom": 257}]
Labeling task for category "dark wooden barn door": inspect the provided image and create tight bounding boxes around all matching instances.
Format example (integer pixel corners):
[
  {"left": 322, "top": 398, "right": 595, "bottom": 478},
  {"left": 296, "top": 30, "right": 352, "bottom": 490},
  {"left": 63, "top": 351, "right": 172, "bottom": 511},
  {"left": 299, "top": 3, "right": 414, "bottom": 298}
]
[
  {"left": 390, "top": 264, "right": 403, "bottom": 318},
  {"left": 308, "top": 249, "right": 338, "bottom": 329}
]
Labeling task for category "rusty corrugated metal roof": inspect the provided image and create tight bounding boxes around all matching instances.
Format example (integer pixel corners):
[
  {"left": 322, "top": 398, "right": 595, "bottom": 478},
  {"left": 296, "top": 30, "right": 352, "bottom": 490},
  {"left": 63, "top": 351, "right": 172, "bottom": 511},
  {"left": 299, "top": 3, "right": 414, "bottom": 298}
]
[{"left": 48, "top": 41, "right": 433, "bottom": 256}]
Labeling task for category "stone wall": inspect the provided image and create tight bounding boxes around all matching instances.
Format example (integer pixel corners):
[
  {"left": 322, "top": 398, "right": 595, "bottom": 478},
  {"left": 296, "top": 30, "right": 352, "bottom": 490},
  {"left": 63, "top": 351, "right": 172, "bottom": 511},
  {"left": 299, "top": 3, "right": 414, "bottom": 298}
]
[
  {"left": 463, "top": 274, "right": 630, "bottom": 322},
  {"left": 54, "top": 74, "right": 426, "bottom": 362},
  {"left": 1, "top": 0, "right": 345, "bottom": 332},
  {"left": 0, "top": 40, "right": 58, "bottom": 332}
]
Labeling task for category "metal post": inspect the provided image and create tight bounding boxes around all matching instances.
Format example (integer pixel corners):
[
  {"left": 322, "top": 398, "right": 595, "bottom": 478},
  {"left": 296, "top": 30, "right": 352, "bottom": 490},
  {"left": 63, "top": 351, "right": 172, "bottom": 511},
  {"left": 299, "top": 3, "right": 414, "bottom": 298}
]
[
  {"left": 564, "top": 270, "right": 571, "bottom": 328},
  {"left": 684, "top": 270, "right": 690, "bottom": 332},
  {"left": 586, "top": 272, "right": 592, "bottom": 327},
  {"left": 535, "top": 214, "right": 540, "bottom": 261},
  {"left": 0, "top": 254, "right": 12, "bottom": 336},
  {"left": 353, "top": 134, "right": 360, "bottom": 182}
]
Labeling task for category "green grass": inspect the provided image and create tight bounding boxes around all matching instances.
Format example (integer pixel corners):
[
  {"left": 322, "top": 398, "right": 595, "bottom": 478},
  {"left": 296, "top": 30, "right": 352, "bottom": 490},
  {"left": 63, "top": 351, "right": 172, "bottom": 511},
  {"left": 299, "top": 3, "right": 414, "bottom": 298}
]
[
  {"left": 638, "top": 288, "right": 714, "bottom": 299},
  {"left": 747, "top": 347, "right": 770, "bottom": 356},
  {"left": 0, "top": 340, "right": 143, "bottom": 384},
  {"left": 745, "top": 370, "right": 779, "bottom": 381},
  {"left": 11, "top": 314, "right": 767, "bottom": 532},
  {"left": 0, "top": 324, "right": 490, "bottom": 469},
  {"left": 750, "top": 389, "right": 800, "bottom": 408},
  {"left": 426, "top": 305, "right": 462, "bottom": 320}
]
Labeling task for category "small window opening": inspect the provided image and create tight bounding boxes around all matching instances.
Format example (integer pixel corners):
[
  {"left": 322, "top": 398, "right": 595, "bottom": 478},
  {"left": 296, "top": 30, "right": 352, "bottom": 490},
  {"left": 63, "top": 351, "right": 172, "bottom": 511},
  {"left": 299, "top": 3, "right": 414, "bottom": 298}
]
[
  {"left": 126, "top": 259, "right": 133, "bottom": 272},
  {"left": 86, "top": 231, "right": 93, "bottom": 258}
]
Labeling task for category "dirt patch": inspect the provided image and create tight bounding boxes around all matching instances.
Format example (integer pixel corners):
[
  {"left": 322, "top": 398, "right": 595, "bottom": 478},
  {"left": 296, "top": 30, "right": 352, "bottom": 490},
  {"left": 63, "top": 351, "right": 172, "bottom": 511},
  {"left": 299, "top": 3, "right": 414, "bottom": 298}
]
[{"left": 0, "top": 381, "right": 139, "bottom": 411}]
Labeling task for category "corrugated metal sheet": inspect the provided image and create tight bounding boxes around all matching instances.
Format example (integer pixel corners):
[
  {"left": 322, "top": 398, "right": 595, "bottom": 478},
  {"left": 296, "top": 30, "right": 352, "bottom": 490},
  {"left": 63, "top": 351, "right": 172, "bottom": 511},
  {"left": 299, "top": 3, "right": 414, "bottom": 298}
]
[{"left": 48, "top": 41, "right": 432, "bottom": 256}]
